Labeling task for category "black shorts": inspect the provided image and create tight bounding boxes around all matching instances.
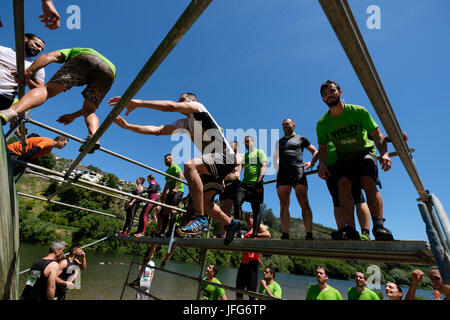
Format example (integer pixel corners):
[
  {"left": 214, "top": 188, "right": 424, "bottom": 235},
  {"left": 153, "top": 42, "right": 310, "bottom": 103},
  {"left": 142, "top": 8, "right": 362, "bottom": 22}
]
[
  {"left": 166, "top": 190, "right": 184, "bottom": 205},
  {"left": 326, "top": 164, "right": 365, "bottom": 207},
  {"left": 334, "top": 152, "right": 379, "bottom": 187},
  {"left": 49, "top": 54, "right": 114, "bottom": 106},
  {"left": 235, "top": 183, "right": 264, "bottom": 205},
  {"left": 201, "top": 152, "right": 236, "bottom": 194},
  {"left": 235, "top": 260, "right": 260, "bottom": 299},
  {"left": 0, "top": 94, "right": 13, "bottom": 110},
  {"left": 276, "top": 167, "right": 308, "bottom": 188},
  {"left": 219, "top": 179, "right": 241, "bottom": 201}
]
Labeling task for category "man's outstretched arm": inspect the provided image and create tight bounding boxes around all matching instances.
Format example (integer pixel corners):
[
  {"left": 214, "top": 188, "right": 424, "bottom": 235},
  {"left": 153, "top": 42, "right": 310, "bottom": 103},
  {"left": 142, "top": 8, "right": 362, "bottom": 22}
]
[
  {"left": 113, "top": 115, "right": 177, "bottom": 136},
  {"left": 108, "top": 97, "right": 199, "bottom": 116}
]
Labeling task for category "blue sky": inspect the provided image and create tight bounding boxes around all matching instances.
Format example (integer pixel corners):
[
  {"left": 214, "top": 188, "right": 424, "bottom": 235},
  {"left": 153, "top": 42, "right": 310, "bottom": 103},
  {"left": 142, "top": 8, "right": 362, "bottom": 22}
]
[{"left": 1, "top": 0, "right": 449, "bottom": 241}]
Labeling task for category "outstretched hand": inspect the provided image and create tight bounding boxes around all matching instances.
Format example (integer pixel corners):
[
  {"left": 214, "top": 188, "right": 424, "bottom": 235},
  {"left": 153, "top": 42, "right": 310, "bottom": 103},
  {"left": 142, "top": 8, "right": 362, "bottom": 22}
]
[
  {"left": 108, "top": 96, "right": 137, "bottom": 116},
  {"left": 113, "top": 115, "right": 128, "bottom": 129},
  {"left": 40, "top": 0, "right": 60, "bottom": 30},
  {"left": 57, "top": 113, "right": 77, "bottom": 125}
]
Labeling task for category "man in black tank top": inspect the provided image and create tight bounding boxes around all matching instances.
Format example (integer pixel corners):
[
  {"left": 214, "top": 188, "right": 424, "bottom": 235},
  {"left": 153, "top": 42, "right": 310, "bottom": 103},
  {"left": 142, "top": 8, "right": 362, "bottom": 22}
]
[
  {"left": 55, "top": 245, "right": 86, "bottom": 300},
  {"left": 273, "top": 118, "right": 318, "bottom": 240},
  {"left": 20, "top": 240, "right": 66, "bottom": 300}
]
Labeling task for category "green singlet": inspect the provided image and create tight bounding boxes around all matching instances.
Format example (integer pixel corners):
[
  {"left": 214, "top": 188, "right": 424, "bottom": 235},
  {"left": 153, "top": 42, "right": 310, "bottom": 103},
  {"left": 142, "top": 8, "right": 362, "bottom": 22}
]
[
  {"left": 165, "top": 164, "right": 184, "bottom": 193},
  {"left": 306, "top": 284, "right": 343, "bottom": 300},
  {"left": 316, "top": 104, "right": 378, "bottom": 161},
  {"left": 202, "top": 277, "right": 226, "bottom": 300},
  {"left": 242, "top": 149, "right": 267, "bottom": 184},
  {"left": 258, "top": 281, "right": 282, "bottom": 299},
  {"left": 347, "top": 287, "right": 380, "bottom": 300},
  {"left": 58, "top": 48, "right": 117, "bottom": 78}
]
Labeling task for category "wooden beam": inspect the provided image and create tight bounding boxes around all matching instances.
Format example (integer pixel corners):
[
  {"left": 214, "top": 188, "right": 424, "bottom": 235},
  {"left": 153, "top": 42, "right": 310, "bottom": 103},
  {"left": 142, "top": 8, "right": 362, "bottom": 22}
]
[{"left": 115, "top": 236, "right": 434, "bottom": 265}]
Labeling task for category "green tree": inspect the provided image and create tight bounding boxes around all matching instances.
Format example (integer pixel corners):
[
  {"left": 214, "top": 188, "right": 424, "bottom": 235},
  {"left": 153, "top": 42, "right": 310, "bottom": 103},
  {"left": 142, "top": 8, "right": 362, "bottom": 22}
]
[
  {"left": 36, "top": 152, "right": 56, "bottom": 170},
  {"left": 100, "top": 173, "right": 120, "bottom": 189}
]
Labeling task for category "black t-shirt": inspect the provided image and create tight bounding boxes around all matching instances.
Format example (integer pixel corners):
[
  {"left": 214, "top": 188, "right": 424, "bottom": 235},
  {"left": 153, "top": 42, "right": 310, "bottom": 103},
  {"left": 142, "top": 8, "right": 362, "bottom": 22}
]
[{"left": 278, "top": 134, "right": 311, "bottom": 170}]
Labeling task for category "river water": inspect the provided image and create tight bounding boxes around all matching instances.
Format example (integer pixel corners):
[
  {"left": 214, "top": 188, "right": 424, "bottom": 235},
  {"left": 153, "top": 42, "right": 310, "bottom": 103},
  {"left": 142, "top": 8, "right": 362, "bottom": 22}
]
[{"left": 18, "top": 243, "right": 436, "bottom": 300}]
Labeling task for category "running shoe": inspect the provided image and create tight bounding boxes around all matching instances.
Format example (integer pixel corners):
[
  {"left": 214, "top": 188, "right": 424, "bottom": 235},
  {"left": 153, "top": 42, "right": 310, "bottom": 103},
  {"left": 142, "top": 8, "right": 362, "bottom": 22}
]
[
  {"left": 224, "top": 219, "right": 241, "bottom": 245},
  {"left": 305, "top": 232, "right": 313, "bottom": 240},
  {"left": 133, "top": 233, "right": 145, "bottom": 238},
  {"left": 177, "top": 215, "right": 209, "bottom": 236},
  {"left": 331, "top": 225, "right": 360, "bottom": 240},
  {"left": 360, "top": 233, "right": 371, "bottom": 241},
  {"left": 78, "top": 138, "right": 101, "bottom": 154},
  {"left": 0, "top": 109, "right": 18, "bottom": 125},
  {"left": 281, "top": 232, "right": 290, "bottom": 240},
  {"left": 373, "top": 224, "right": 394, "bottom": 241}
]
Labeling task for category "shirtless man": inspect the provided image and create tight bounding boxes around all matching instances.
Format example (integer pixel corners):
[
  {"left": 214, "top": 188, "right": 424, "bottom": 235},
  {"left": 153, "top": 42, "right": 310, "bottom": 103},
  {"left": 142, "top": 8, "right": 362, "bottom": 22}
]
[{"left": 218, "top": 141, "right": 244, "bottom": 237}]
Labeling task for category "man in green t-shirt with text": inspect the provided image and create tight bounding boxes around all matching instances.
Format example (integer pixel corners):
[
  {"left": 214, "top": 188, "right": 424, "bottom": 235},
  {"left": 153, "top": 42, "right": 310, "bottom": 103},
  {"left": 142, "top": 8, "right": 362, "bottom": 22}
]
[
  {"left": 306, "top": 266, "right": 343, "bottom": 300},
  {"left": 347, "top": 271, "right": 380, "bottom": 300},
  {"left": 234, "top": 136, "right": 267, "bottom": 238},
  {"left": 0, "top": 47, "right": 116, "bottom": 154},
  {"left": 316, "top": 80, "right": 394, "bottom": 241}
]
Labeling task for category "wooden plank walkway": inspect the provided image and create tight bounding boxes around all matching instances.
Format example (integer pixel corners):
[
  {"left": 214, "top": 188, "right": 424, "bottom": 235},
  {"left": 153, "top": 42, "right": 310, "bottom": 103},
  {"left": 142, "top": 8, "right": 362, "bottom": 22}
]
[{"left": 115, "top": 236, "right": 434, "bottom": 265}]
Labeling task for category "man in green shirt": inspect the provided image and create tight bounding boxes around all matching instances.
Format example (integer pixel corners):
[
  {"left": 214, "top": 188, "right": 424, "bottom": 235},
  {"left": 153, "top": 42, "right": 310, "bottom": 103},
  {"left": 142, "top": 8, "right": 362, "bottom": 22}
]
[
  {"left": 234, "top": 136, "right": 267, "bottom": 238},
  {"left": 258, "top": 266, "right": 282, "bottom": 299},
  {"left": 202, "top": 264, "right": 227, "bottom": 300},
  {"left": 1, "top": 47, "right": 116, "bottom": 154},
  {"left": 347, "top": 271, "right": 380, "bottom": 300},
  {"left": 316, "top": 80, "right": 394, "bottom": 241},
  {"left": 154, "top": 153, "right": 184, "bottom": 238},
  {"left": 306, "top": 266, "right": 343, "bottom": 300}
]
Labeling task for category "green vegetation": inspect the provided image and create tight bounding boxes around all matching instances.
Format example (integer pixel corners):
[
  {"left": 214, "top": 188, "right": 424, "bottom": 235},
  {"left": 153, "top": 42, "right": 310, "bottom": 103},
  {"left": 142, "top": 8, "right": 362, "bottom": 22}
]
[{"left": 16, "top": 160, "right": 434, "bottom": 292}]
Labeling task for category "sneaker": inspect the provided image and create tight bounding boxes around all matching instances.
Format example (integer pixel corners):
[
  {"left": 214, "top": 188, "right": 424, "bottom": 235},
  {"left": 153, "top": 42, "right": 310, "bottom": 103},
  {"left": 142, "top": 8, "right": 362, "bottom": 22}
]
[
  {"left": 177, "top": 215, "right": 209, "bottom": 236},
  {"left": 133, "top": 233, "right": 145, "bottom": 238},
  {"left": 344, "top": 225, "right": 360, "bottom": 240},
  {"left": 305, "top": 232, "right": 313, "bottom": 240},
  {"left": 331, "top": 225, "right": 360, "bottom": 240},
  {"left": 79, "top": 138, "right": 101, "bottom": 154},
  {"left": 281, "top": 233, "right": 290, "bottom": 240},
  {"left": 373, "top": 224, "right": 394, "bottom": 241},
  {"left": 360, "top": 233, "right": 371, "bottom": 241},
  {"left": 0, "top": 109, "right": 18, "bottom": 125},
  {"left": 224, "top": 219, "right": 241, "bottom": 245}
]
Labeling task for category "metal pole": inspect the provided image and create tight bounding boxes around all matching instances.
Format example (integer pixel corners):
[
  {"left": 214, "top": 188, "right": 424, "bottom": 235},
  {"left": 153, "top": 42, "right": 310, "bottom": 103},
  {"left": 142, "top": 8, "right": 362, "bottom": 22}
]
[
  {"left": 431, "top": 194, "right": 450, "bottom": 249},
  {"left": 25, "top": 118, "right": 187, "bottom": 184},
  {"left": 18, "top": 192, "right": 120, "bottom": 220},
  {"left": 319, "top": 0, "right": 428, "bottom": 201},
  {"left": 64, "top": 0, "right": 213, "bottom": 178},
  {"left": 418, "top": 203, "right": 450, "bottom": 285},
  {"left": 196, "top": 248, "right": 207, "bottom": 300},
  {"left": 15, "top": 160, "right": 186, "bottom": 213}
]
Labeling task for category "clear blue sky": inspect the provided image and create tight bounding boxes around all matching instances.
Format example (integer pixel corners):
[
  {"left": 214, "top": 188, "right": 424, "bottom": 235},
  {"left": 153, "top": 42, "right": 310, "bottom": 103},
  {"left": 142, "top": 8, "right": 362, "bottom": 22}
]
[{"left": 1, "top": 0, "right": 449, "bottom": 241}]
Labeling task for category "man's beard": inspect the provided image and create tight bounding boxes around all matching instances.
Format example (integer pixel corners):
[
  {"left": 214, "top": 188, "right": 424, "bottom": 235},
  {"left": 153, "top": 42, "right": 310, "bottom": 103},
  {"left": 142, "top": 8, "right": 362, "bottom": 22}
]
[
  {"left": 24, "top": 44, "right": 38, "bottom": 57},
  {"left": 325, "top": 96, "right": 341, "bottom": 107}
]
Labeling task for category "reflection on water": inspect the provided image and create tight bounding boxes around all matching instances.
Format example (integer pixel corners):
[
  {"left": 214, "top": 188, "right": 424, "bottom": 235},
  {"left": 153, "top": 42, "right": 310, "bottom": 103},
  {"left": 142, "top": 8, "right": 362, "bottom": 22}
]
[{"left": 18, "top": 243, "right": 436, "bottom": 300}]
